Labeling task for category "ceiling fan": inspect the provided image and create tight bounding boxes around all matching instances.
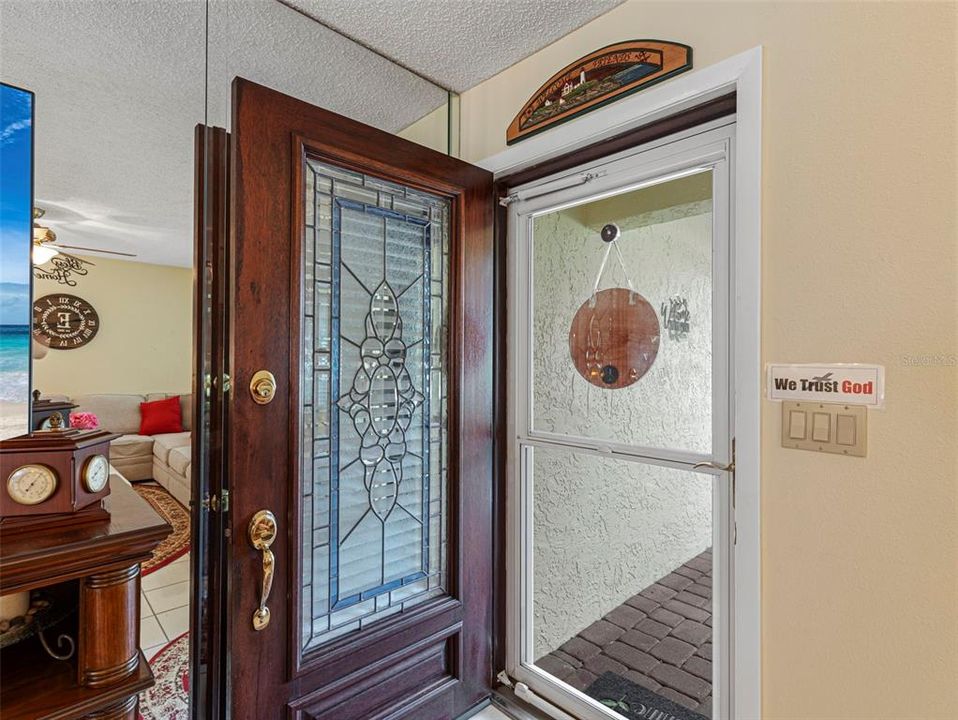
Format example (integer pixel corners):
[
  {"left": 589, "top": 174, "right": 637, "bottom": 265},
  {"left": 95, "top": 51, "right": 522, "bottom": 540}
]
[{"left": 32, "top": 207, "right": 138, "bottom": 264}]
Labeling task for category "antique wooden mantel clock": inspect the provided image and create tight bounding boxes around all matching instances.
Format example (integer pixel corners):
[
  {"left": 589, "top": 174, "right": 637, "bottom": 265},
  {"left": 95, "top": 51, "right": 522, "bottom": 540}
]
[
  {"left": 0, "top": 422, "right": 172, "bottom": 719},
  {"left": 0, "top": 418, "right": 116, "bottom": 531}
]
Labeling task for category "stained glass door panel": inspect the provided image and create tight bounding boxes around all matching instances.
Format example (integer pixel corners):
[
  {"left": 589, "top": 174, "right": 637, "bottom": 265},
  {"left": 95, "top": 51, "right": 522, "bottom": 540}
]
[
  {"left": 300, "top": 159, "right": 449, "bottom": 654},
  {"left": 229, "top": 79, "right": 493, "bottom": 718}
]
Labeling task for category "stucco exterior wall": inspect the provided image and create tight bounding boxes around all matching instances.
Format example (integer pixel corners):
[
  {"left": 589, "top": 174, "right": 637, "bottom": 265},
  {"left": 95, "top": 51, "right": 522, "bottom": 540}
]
[{"left": 531, "top": 195, "right": 713, "bottom": 654}]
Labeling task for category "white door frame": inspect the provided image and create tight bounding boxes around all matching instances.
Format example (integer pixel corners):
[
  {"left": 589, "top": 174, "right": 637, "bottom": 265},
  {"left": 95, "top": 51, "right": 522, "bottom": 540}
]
[{"left": 479, "top": 47, "right": 762, "bottom": 720}]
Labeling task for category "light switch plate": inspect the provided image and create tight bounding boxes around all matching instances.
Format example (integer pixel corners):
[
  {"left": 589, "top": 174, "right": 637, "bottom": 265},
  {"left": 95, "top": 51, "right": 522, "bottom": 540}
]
[{"left": 781, "top": 401, "right": 867, "bottom": 457}]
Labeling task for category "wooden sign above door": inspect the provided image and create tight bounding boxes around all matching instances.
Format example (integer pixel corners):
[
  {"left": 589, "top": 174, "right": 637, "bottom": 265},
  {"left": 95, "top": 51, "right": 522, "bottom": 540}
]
[{"left": 506, "top": 40, "right": 693, "bottom": 145}]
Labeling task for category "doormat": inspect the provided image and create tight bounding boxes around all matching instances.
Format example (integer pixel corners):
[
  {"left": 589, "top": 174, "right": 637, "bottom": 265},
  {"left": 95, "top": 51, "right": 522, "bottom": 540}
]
[
  {"left": 132, "top": 483, "right": 190, "bottom": 575},
  {"left": 586, "top": 672, "right": 708, "bottom": 720},
  {"left": 139, "top": 631, "right": 189, "bottom": 720}
]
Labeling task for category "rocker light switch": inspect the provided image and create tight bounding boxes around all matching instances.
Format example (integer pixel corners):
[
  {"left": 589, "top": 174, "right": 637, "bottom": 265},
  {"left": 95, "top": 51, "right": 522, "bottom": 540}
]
[
  {"left": 788, "top": 410, "right": 807, "bottom": 439},
  {"left": 782, "top": 401, "right": 867, "bottom": 457},
  {"left": 812, "top": 413, "right": 831, "bottom": 442},
  {"left": 836, "top": 414, "right": 857, "bottom": 446}
]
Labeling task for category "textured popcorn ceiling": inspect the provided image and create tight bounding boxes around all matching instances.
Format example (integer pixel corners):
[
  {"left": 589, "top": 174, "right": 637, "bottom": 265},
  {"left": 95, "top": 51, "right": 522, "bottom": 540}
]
[
  {"left": 285, "top": 0, "right": 625, "bottom": 92},
  {"left": 1, "top": 0, "right": 620, "bottom": 267}
]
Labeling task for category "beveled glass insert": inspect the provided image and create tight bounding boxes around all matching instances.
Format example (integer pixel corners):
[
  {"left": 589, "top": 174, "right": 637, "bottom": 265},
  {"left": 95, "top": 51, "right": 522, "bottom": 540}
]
[{"left": 301, "top": 159, "right": 449, "bottom": 654}]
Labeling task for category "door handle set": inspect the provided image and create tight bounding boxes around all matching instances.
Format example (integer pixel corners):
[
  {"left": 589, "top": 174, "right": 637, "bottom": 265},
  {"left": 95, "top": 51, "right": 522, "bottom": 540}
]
[
  {"left": 249, "top": 370, "right": 277, "bottom": 632},
  {"left": 248, "top": 510, "right": 278, "bottom": 631},
  {"left": 247, "top": 371, "right": 278, "bottom": 631}
]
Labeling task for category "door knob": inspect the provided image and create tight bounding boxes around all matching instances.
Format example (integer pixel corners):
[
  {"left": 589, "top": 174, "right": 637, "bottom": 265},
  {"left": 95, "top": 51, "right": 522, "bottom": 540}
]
[
  {"left": 248, "top": 510, "right": 277, "bottom": 631},
  {"left": 249, "top": 370, "right": 276, "bottom": 405}
]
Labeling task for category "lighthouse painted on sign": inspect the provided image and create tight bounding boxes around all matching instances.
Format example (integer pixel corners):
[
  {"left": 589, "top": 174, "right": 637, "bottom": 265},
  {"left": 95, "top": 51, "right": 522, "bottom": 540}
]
[{"left": 506, "top": 40, "right": 693, "bottom": 144}]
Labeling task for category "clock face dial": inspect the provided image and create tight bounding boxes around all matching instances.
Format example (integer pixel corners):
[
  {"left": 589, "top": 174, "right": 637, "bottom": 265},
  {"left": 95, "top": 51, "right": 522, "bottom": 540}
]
[
  {"left": 82, "top": 454, "right": 110, "bottom": 493},
  {"left": 32, "top": 294, "right": 100, "bottom": 349},
  {"left": 6, "top": 464, "right": 58, "bottom": 505}
]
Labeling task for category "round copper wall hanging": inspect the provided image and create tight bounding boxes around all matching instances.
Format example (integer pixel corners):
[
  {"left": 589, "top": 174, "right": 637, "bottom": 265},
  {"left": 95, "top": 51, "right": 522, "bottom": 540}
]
[{"left": 569, "top": 288, "right": 660, "bottom": 389}]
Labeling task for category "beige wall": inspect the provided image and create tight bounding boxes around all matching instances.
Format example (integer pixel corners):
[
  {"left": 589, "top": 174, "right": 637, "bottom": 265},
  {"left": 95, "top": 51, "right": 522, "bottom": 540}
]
[
  {"left": 398, "top": 103, "right": 450, "bottom": 153},
  {"left": 33, "top": 256, "right": 192, "bottom": 397},
  {"left": 454, "top": 2, "right": 958, "bottom": 718}
]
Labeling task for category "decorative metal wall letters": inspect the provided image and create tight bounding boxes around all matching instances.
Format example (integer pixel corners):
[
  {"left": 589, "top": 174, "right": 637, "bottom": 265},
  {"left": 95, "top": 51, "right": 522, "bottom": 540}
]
[
  {"left": 661, "top": 296, "right": 691, "bottom": 341},
  {"left": 33, "top": 253, "right": 94, "bottom": 287}
]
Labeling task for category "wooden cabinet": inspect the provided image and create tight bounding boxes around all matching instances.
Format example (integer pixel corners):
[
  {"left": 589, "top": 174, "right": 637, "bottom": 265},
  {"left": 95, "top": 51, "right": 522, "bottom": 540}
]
[
  {"left": 30, "top": 398, "right": 78, "bottom": 432},
  {"left": 0, "top": 479, "right": 172, "bottom": 719}
]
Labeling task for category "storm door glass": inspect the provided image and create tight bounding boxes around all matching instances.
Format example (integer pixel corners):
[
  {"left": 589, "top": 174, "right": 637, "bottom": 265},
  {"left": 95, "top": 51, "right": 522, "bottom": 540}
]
[
  {"left": 509, "top": 124, "right": 734, "bottom": 720},
  {"left": 531, "top": 171, "right": 714, "bottom": 455},
  {"left": 300, "top": 159, "right": 449, "bottom": 654}
]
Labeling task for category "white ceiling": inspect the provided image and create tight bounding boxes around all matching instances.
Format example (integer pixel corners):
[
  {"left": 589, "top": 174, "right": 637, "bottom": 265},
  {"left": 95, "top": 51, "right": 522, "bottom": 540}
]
[
  {"left": 1, "top": 0, "right": 621, "bottom": 267},
  {"left": 284, "top": 0, "right": 624, "bottom": 93},
  {"left": 2, "top": 1, "right": 205, "bottom": 267}
]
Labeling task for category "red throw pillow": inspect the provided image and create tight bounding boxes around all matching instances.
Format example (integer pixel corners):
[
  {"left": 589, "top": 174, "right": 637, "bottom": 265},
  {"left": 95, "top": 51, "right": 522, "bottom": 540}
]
[{"left": 139, "top": 396, "right": 183, "bottom": 435}]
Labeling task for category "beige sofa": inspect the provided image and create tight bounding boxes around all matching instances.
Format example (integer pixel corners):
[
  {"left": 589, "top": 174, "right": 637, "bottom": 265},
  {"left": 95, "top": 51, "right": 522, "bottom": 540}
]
[{"left": 57, "top": 393, "right": 192, "bottom": 507}]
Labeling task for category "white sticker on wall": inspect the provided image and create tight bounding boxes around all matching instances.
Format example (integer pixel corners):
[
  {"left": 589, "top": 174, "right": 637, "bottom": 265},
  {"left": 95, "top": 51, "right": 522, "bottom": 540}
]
[{"left": 766, "top": 364, "right": 885, "bottom": 407}]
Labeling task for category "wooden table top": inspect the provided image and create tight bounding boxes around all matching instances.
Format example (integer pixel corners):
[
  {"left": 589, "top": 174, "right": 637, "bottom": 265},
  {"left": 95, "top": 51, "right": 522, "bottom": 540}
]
[{"left": 0, "top": 479, "right": 172, "bottom": 594}]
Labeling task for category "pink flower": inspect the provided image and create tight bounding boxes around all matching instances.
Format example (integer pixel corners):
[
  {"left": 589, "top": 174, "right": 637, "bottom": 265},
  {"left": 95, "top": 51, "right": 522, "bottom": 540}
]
[{"left": 70, "top": 412, "right": 99, "bottom": 430}]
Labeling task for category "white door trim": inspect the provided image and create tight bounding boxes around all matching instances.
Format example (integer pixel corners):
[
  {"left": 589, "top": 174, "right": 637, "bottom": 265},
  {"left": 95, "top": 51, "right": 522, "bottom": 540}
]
[{"left": 482, "top": 47, "right": 762, "bottom": 720}]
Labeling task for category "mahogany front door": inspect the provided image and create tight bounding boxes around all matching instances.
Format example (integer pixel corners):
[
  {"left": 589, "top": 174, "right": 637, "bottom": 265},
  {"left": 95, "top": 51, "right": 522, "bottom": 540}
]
[{"left": 225, "top": 79, "right": 494, "bottom": 719}]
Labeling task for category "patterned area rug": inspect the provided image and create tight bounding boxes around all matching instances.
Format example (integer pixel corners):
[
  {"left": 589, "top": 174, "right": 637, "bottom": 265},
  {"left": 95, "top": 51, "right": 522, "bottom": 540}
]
[
  {"left": 139, "top": 632, "right": 189, "bottom": 720},
  {"left": 132, "top": 483, "right": 190, "bottom": 574}
]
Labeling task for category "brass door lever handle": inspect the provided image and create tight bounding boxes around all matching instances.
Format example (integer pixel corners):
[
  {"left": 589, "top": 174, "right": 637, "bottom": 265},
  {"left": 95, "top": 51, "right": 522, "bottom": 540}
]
[{"left": 248, "top": 510, "right": 278, "bottom": 631}]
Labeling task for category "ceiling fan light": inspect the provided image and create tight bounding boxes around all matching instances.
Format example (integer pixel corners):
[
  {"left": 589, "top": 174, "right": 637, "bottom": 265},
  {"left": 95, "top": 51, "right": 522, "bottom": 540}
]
[
  {"left": 32, "top": 244, "right": 59, "bottom": 265},
  {"left": 33, "top": 225, "right": 56, "bottom": 243}
]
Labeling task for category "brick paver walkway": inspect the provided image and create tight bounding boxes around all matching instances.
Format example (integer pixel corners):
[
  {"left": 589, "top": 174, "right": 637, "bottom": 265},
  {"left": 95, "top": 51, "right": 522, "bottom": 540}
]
[{"left": 536, "top": 548, "right": 713, "bottom": 718}]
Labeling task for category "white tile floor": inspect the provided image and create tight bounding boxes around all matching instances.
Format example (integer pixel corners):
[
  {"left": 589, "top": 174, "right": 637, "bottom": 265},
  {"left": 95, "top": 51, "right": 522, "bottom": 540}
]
[
  {"left": 140, "top": 552, "right": 191, "bottom": 659},
  {"left": 472, "top": 707, "right": 513, "bottom": 720}
]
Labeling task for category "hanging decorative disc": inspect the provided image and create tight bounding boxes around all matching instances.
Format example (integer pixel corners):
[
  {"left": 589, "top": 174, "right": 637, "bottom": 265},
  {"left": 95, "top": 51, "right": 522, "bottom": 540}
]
[{"left": 569, "top": 288, "right": 660, "bottom": 389}]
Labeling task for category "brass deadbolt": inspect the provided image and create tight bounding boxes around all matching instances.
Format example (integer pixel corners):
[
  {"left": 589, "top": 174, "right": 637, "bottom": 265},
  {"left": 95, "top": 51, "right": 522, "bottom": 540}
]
[{"left": 249, "top": 370, "right": 277, "bottom": 405}]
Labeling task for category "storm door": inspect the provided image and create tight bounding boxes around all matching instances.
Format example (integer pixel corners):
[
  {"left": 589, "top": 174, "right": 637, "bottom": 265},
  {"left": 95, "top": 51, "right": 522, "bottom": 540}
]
[{"left": 505, "top": 123, "right": 735, "bottom": 720}]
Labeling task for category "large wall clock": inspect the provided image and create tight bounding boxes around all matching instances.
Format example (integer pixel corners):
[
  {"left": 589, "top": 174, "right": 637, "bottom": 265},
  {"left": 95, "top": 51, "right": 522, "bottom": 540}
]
[{"left": 32, "top": 294, "right": 100, "bottom": 349}]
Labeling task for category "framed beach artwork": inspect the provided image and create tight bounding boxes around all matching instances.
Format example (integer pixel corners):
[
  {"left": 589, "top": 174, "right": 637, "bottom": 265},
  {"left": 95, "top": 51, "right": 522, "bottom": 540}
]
[{"left": 0, "top": 82, "right": 34, "bottom": 440}]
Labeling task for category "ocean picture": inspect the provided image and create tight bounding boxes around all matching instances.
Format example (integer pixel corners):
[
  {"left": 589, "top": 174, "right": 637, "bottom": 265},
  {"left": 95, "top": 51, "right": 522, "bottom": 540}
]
[
  {"left": 0, "top": 322, "right": 30, "bottom": 401},
  {"left": 1, "top": 83, "right": 34, "bottom": 439}
]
